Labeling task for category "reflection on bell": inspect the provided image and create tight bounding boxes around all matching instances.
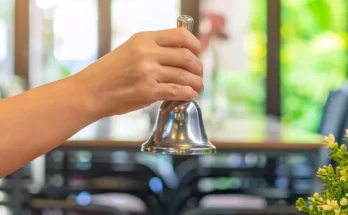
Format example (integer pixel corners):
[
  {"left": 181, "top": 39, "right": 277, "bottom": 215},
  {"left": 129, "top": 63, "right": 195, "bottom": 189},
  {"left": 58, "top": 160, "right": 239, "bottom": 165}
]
[{"left": 141, "top": 100, "right": 216, "bottom": 155}]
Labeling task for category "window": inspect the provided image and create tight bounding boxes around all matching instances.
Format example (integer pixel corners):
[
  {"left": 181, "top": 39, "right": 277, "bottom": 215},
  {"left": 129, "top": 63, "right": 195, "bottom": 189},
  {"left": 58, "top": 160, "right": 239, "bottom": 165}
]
[
  {"left": 281, "top": 0, "right": 348, "bottom": 131},
  {"left": 109, "top": 0, "right": 181, "bottom": 140},
  {"left": 199, "top": 0, "right": 267, "bottom": 118},
  {"left": 0, "top": 0, "right": 14, "bottom": 78},
  {"left": 29, "top": 0, "right": 98, "bottom": 88},
  {"left": 111, "top": 0, "right": 180, "bottom": 49}
]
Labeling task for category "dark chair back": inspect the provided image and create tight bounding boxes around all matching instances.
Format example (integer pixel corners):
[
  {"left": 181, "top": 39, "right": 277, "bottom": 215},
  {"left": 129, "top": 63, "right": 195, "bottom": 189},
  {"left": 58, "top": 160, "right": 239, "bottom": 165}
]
[
  {"left": 318, "top": 88, "right": 348, "bottom": 138},
  {"left": 35, "top": 150, "right": 168, "bottom": 215},
  {"left": 339, "top": 92, "right": 348, "bottom": 144},
  {"left": 167, "top": 157, "right": 287, "bottom": 215},
  {"left": 317, "top": 87, "right": 348, "bottom": 170}
]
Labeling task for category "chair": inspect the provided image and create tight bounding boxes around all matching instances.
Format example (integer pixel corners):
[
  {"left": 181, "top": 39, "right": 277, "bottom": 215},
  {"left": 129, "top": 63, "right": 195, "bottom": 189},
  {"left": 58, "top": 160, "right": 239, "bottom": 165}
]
[
  {"left": 316, "top": 87, "right": 348, "bottom": 171},
  {"left": 31, "top": 152, "right": 167, "bottom": 215},
  {"left": 166, "top": 157, "right": 289, "bottom": 215},
  {"left": 338, "top": 93, "right": 348, "bottom": 145},
  {"left": 318, "top": 87, "right": 348, "bottom": 140}
]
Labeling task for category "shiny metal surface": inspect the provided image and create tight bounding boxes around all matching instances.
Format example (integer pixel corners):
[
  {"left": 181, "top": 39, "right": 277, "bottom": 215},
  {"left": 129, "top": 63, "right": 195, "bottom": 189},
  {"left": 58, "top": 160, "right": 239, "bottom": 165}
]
[
  {"left": 141, "top": 15, "right": 216, "bottom": 155},
  {"left": 141, "top": 101, "right": 216, "bottom": 155},
  {"left": 177, "top": 15, "right": 194, "bottom": 32}
]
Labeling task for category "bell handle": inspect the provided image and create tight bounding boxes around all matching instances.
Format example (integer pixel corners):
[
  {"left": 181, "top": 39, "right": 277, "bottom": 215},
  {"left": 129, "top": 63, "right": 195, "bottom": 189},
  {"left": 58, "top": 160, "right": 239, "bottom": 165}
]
[{"left": 177, "top": 15, "right": 194, "bottom": 33}]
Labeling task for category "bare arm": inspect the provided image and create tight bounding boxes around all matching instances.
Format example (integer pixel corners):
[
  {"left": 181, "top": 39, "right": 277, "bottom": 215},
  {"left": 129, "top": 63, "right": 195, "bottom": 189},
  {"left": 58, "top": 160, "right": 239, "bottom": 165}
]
[
  {"left": 0, "top": 76, "right": 96, "bottom": 177},
  {"left": 0, "top": 28, "right": 203, "bottom": 177}
]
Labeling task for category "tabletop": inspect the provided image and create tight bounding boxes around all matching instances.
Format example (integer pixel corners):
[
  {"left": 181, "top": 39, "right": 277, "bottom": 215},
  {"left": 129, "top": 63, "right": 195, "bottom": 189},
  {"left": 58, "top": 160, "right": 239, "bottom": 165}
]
[{"left": 63, "top": 115, "right": 324, "bottom": 151}]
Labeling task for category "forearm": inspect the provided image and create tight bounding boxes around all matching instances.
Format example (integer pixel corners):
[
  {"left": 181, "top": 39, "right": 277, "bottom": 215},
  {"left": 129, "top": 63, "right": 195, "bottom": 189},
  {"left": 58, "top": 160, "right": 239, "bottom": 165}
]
[{"left": 0, "top": 74, "right": 97, "bottom": 177}]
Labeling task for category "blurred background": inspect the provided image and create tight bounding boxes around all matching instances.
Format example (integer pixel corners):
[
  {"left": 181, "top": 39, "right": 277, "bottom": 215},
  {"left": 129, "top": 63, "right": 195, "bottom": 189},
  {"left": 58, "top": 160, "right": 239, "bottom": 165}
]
[{"left": 0, "top": 0, "right": 347, "bottom": 214}]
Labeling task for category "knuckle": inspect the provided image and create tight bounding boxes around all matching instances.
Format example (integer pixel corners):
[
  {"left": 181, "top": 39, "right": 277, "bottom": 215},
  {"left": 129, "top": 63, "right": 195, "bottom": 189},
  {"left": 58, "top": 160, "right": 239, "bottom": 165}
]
[
  {"left": 137, "top": 60, "right": 152, "bottom": 72},
  {"left": 178, "top": 69, "right": 188, "bottom": 82},
  {"left": 168, "top": 84, "right": 180, "bottom": 97},
  {"left": 182, "top": 48, "right": 193, "bottom": 62},
  {"left": 134, "top": 46, "right": 148, "bottom": 58},
  {"left": 133, "top": 46, "right": 157, "bottom": 62},
  {"left": 131, "top": 32, "right": 141, "bottom": 39},
  {"left": 131, "top": 31, "right": 146, "bottom": 40},
  {"left": 134, "top": 60, "right": 153, "bottom": 78}
]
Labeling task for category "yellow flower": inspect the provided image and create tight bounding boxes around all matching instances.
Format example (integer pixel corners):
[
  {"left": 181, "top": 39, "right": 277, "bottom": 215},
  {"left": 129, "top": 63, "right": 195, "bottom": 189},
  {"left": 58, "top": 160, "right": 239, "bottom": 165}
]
[
  {"left": 331, "top": 200, "right": 339, "bottom": 210},
  {"left": 329, "top": 134, "right": 335, "bottom": 141},
  {"left": 324, "top": 134, "right": 338, "bottom": 148},
  {"left": 322, "top": 205, "right": 333, "bottom": 210},
  {"left": 322, "top": 200, "right": 340, "bottom": 210},
  {"left": 327, "top": 141, "right": 338, "bottom": 148},
  {"left": 340, "top": 169, "right": 348, "bottom": 181},
  {"left": 318, "top": 168, "right": 327, "bottom": 175},
  {"left": 345, "top": 129, "right": 348, "bottom": 136},
  {"left": 340, "top": 198, "right": 347, "bottom": 206},
  {"left": 313, "top": 192, "right": 319, "bottom": 198}
]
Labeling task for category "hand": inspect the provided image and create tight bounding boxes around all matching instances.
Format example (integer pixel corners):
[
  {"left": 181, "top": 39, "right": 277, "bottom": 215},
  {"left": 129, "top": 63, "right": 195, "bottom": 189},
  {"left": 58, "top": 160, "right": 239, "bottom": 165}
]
[{"left": 75, "top": 27, "right": 203, "bottom": 117}]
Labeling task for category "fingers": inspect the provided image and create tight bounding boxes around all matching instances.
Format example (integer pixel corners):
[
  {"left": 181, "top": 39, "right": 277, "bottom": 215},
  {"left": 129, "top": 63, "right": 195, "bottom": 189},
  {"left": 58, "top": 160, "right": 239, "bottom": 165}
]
[
  {"left": 156, "top": 47, "right": 203, "bottom": 77},
  {"left": 153, "top": 28, "right": 201, "bottom": 57},
  {"left": 154, "top": 83, "right": 198, "bottom": 101},
  {"left": 156, "top": 66, "right": 203, "bottom": 94}
]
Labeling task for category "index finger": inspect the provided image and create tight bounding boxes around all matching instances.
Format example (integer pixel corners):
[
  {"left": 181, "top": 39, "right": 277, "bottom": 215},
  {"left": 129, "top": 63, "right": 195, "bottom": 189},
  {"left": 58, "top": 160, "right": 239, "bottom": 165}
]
[{"left": 152, "top": 28, "right": 201, "bottom": 57}]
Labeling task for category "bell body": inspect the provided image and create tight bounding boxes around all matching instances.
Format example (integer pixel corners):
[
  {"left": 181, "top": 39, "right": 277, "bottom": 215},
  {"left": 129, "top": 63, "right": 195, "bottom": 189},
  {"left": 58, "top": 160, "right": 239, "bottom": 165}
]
[{"left": 141, "top": 100, "right": 216, "bottom": 155}]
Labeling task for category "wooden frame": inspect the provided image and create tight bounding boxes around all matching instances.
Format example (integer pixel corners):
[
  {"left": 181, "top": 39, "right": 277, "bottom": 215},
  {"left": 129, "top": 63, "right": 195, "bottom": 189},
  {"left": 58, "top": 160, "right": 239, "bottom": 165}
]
[
  {"left": 181, "top": 0, "right": 200, "bottom": 36},
  {"left": 14, "top": 0, "right": 29, "bottom": 89},
  {"left": 98, "top": 0, "right": 112, "bottom": 58},
  {"left": 180, "top": 0, "right": 282, "bottom": 117},
  {"left": 13, "top": 0, "right": 281, "bottom": 110},
  {"left": 266, "top": 0, "right": 281, "bottom": 117}
]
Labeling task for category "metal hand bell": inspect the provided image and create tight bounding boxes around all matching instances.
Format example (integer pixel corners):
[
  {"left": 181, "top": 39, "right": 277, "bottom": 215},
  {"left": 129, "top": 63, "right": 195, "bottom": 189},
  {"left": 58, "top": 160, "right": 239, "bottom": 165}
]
[{"left": 141, "top": 15, "right": 216, "bottom": 155}]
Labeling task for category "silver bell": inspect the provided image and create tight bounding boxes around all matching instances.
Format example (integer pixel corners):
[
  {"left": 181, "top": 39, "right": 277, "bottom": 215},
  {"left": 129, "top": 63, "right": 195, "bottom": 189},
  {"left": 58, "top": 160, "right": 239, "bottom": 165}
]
[
  {"left": 141, "top": 100, "right": 216, "bottom": 155},
  {"left": 141, "top": 15, "right": 216, "bottom": 155}
]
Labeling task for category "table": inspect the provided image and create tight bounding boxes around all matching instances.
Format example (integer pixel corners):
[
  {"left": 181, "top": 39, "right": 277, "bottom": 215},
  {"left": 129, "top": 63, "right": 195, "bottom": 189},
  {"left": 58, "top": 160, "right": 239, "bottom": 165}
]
[
  {"left": 61, "top": 116, "right": 326, "bottom": 193},
  {"left": 63, "top": 116, "right": 324, "bottom": 152}
]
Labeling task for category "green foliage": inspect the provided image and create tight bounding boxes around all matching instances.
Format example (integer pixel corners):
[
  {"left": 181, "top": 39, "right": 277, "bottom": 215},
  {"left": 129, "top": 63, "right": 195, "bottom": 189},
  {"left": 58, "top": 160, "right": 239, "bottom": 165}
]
[
  {"left": 296, "top": 133, "right": 348, "bottom": 214},
  {"left": 220, "top": 0, "right": 347, "bottom": 129},
  {"left": 281, "top": 0, "right": 348, "bottom": 132},
  {"left": 218, "top": 71, "right": 265, "bottom": 116},
  {"left": 218, "top": 0, "right": 267, "bottom": 116}
]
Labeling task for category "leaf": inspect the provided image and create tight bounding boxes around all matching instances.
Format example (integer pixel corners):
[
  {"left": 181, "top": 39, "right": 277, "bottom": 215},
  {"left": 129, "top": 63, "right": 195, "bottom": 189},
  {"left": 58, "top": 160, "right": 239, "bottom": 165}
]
[{"left": 328, "top": 164, "right": 335, "bottom": 175}]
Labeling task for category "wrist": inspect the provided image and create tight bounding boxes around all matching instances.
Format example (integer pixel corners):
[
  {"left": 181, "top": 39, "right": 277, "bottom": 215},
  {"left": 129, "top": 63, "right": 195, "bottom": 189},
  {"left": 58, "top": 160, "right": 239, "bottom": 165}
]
[{"left": 67, "top": 74, "right": 102, "bottom": 121}]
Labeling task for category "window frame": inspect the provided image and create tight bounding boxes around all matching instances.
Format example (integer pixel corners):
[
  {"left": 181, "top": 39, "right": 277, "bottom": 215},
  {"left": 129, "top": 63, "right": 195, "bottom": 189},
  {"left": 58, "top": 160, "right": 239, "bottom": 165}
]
[{"left": 13, "top": 0, "right": 290, "bottom": 118}]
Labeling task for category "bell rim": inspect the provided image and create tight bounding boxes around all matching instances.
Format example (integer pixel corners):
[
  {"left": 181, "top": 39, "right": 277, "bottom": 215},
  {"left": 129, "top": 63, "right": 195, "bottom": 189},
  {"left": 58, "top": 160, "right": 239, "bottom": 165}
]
[{"left": 141, "top": 145, "right": 216, "bottom": 155}]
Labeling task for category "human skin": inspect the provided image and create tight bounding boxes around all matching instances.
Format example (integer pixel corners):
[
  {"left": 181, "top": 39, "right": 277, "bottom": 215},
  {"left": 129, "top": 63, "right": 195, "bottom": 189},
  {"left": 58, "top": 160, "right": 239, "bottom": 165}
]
[{"left": 0, "top": 28, "right": 203, "bottom": 177}]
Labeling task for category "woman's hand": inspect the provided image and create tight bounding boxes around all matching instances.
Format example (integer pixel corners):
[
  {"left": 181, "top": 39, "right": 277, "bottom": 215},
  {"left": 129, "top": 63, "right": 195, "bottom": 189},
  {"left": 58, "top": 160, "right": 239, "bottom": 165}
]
[{"left": 75, "top": 27, "right": 203, "bottom": 117}]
